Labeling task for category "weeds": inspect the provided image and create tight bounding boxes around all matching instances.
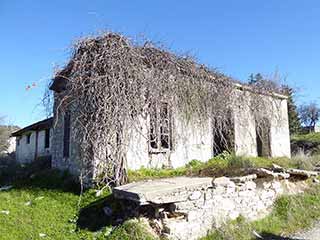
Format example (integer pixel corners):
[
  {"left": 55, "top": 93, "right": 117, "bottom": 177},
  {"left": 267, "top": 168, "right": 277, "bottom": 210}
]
[{"left": 128, "top": 152, "right": 313, "bottom": 182}]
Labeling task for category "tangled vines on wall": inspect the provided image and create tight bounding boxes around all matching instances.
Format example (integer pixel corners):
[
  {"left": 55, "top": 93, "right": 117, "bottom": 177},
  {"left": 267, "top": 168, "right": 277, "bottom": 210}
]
[{"left": 53, "top": 32, "right": 285, "bottom": 186}]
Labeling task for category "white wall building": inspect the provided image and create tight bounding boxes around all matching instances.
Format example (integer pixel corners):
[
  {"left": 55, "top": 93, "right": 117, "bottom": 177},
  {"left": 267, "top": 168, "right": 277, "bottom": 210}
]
[{"left": 11, "top": 118, "right": 52, "bottom": 163}]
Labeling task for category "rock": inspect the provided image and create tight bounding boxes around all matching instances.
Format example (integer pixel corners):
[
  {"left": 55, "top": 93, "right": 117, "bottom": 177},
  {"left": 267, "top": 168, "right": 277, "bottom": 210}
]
[
  {"left": 230, "top": 174, "right": 257, "bottom": 183},
  {"left": 95, "top": 189, "right": 103, "bottom": 197},
  {"left": 114, "top": 177, "right": 212, "bottom": 204},
  {"left": 0, "top": 210, "right": 9, "bottom": 215},
  {"left": 263, "top": 182, "right": 271, "bottom": 189},
  {"left": 260, "top": 190, "right": 275, "bottom": 201},
  {"left": 255, "top": 168, "right": 290, "bottom": 179},
  {"left": 39, "top": 233, "right": 46, "bottom": 238},
  {"left": 213, "top": 177, "right": 235, "bottom": 188},
  {"left": 229, "top": 211, "right": 240, "bottom": 220},
  {"left": 253, "top": 230, "right": 263, "bottom": 239},
  {"left": 286, "top": 169, "right": 319, "bottom": 178},
  {"left": 271, "top": 181, "right": 283, "bottom": 194},
  {"left": 25, "top": 201, "right": 32, "bottom": 206},
  {"left": 0, "top": 185, "right": 13, "bottom": 191},
  {"left": 103, "top": 206, "right": 113, "bottom": 217},
  {"left": 188, "top": 191, "right": 202, "bottom": 201},
  {"left": 272, "top": 164, "right": 284, "bottom": 171},
  {"left": 245, "top": 181, "right": 256, "bottom": 190},
  {"left": 313, "top": 178, "right": 320, "bottom": 184}
]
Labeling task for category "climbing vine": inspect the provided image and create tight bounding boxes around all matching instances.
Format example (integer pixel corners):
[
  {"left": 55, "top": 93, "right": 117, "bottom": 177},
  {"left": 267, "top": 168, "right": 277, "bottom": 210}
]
[{"left": 52, "top": 33, "right": 285, "bottom": 186}]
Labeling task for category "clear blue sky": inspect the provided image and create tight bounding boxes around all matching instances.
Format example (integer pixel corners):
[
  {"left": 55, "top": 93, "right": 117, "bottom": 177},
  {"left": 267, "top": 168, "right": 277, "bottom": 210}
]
[{"left": 1, "top": 0, "right": 319, "bottom": 127}]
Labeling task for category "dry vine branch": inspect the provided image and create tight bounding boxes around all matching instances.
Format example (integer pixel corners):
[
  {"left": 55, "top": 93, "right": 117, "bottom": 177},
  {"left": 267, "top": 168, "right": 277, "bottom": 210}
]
[{"left": 51, "top": 32, "right": 285, "bottom": 186}]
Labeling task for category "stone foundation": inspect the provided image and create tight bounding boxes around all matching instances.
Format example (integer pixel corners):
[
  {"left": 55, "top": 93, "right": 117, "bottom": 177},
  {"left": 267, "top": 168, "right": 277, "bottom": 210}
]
[
  {"left": 114, "top": 172, "right": 314, "bottom": 240},
  {"left": 160, "top": 178, "right": 307, "bottom": 240}
]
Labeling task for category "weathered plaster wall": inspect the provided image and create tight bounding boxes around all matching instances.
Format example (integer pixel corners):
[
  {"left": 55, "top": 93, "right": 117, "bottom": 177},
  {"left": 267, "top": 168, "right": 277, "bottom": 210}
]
[
  {"left": 15, "top": 130, "right": 51, "bottom": 163},
  {"left": 51, "top": 88, "right": 291, "bottom": 177},
  {"left": 233, "top": 90, "right": 257, "bottom": 157},
  {"left": 269, "top": 97, "right": 291, "bottom": 158},
  {"left": 233, "top": 90, "right": 291, "bottom": 158},
  {"left": 36, "top": 130, "right": 52, "bottom": 157},
  {"left": 16, "top": 133, "right": 35, "bottom": 163},
  {"left": 126, "top": 113, "right": 212, "bottom": 170}
]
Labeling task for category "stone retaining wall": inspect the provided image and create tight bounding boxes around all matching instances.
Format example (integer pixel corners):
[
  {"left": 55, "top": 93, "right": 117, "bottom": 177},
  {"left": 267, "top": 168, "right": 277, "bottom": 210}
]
[
  {"left": 161, "top": 177, "right": 307, "bottom": 240},
  {"left": 114, "top": 174, "right": 312, "bottom": 240}
]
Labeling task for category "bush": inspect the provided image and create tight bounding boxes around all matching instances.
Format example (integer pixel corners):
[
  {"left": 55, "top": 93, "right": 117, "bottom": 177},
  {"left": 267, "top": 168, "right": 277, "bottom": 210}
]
[
  {"left": 106, "top": 219, "right": 158, "bottom": 240},
  {"left": 291, "top": 133, "right": 320, "bottom": 155}
]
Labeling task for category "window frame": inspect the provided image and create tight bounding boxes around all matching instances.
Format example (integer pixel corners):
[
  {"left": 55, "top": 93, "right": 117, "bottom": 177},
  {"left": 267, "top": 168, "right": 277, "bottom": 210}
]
[
  {"left": 44, "top": 128, "right": 50, "bottom": 149},
  {"left": 63, "top": 113, "right": 71, "bottom": 158},
  {"left": 26, "top": 133, "right": 31, "bottom": 144},
  {"left": 149, "top": 102, "right": 172, "bottom": 153}
]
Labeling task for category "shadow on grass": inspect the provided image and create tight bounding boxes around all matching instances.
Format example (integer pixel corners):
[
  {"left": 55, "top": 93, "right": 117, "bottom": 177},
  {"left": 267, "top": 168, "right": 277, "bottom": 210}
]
[
  {"left": 76, "top": 194, "right": 126, "bottom": 232},
  {"left": 0, "top": 158, "right": 81, "bottom": 194},
  {"left": 258, "top": 232, "right": 303, "bottom": 240}
]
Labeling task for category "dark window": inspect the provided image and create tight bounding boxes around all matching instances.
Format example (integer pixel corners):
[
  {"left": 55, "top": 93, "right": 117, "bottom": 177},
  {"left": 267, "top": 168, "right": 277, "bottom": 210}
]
[
  {"left": 63, "top": 113, "right": 71, "bottom": 158},
  {"left": 212, "top": 112, "right": 235, "bottom": 156},
  {"left": 45, "top": 129, "right": 50, "bottom": 149},
  {"left": 17, "top": 138, "right": 20, "bottom": 146},
  {"left": 149, "top": 103, "right": 172, "bottom": 151},
  {"left": 256, "top": 118, "right": 271, "bottom": 157},
  {"left": 26, "top": 134, "right": 31, "bottom": 144}
]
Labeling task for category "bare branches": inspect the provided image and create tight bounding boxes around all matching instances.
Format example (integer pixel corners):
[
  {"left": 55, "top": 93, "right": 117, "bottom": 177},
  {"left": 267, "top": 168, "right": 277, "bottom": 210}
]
[{"left": 52, "top": 32, "right": 284, "bottom": 186}]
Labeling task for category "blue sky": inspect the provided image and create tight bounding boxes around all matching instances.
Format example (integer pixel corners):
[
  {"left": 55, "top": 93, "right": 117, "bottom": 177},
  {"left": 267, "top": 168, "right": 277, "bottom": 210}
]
[{"left": 0, "top": 0, "right": 319, "bottom": 127}]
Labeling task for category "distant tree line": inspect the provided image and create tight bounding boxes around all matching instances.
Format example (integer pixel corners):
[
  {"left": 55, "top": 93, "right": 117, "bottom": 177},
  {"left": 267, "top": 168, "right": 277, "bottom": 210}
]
[{"left": 0, "top": 117, "right": 19, "bottom": 154}]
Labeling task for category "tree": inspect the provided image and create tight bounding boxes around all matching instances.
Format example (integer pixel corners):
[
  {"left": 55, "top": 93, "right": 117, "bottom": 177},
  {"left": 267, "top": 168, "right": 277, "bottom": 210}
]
[
  {"left": 0, "top": 117, "right": 10, "bottom": 153},
  {"left": 248, "top": 73, "right": 263, "bottom": 85},
  {"left": 282, "top": 86, "right": 301, "bottom": 134},
  {"left": 298, "top": 102, "right": 320, "bottom": 131}
]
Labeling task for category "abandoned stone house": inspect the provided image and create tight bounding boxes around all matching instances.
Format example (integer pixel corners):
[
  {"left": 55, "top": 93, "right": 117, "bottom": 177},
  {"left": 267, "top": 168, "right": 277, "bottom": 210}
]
[
  {"left": 13, "top": 85, "right": 291, "bottom": 176},
  {"left": 13, "top": 35, "right": 291, "bottom": 180}
]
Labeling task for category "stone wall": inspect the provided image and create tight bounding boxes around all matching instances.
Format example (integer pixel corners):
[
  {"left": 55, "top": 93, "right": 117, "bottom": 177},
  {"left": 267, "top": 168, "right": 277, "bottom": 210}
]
[
  {"left": 51, "top": 93, "right": 80, "bottom": 175},
  {"left": 161, "top": 177, "right": 306, "bottom": 240},
  {"left": 114, "top": 171, "right": 314, "bottom": 240}
]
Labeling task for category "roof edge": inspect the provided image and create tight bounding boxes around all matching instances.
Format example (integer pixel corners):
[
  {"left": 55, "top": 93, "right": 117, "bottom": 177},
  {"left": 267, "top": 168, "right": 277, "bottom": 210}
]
[{"left": 11, "top": 117, "right": 53, "bottom": 137}]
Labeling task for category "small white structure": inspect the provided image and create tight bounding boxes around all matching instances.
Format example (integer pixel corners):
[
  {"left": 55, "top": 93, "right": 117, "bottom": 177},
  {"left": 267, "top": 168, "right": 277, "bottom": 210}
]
[
  {"left": 11, "top": 118, "right": 52, "bottom": 163},
  {"left": 6, "top": 137, "right": 16, "bottom": 154},
  {"left": 315, "top": 125, "right": 320, "bottom": 133}
]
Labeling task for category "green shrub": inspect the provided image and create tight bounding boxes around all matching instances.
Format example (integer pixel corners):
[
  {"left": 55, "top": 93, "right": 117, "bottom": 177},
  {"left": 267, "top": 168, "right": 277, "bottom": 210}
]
[
  {"left": 292, "top": 132, "right": 320, "bottom": 143},
  {"left": 106, "top": 219, "right": 158, "bottom": 240}
]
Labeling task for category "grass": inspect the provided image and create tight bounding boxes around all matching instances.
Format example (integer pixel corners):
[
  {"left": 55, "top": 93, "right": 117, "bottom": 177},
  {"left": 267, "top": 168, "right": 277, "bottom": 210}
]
[
  {"left": 0, "top": 159, "right": 161, "bottom": 240},
  {"left": 1, "top": 152, "right": 320, "bottom": 240},
  {"left": 106, "top": 219, "right": 159, "bottom": 240},
  {"left": 292, "top": 132, "right": 320, "bottom": 143},
  {"left": 202, "top": 185, "right": 320, "bottom": 240},
  {"left": 128, "top": 152, "right": 302, "bottom": 182}
]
